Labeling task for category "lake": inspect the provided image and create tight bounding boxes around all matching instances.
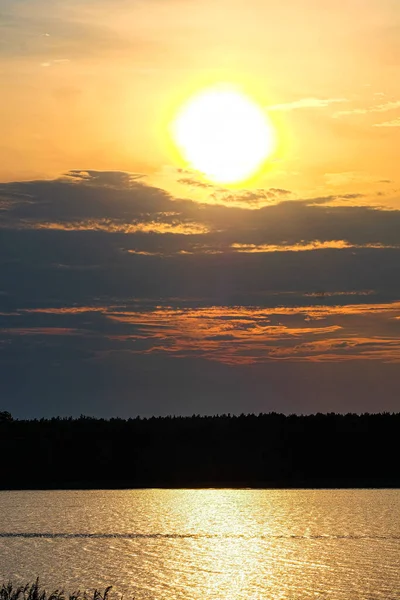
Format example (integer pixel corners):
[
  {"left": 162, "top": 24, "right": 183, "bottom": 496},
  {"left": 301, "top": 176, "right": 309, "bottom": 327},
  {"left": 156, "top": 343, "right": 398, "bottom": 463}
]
[{"left": 0, "top": 489, "right": 399, "bottom": 599}]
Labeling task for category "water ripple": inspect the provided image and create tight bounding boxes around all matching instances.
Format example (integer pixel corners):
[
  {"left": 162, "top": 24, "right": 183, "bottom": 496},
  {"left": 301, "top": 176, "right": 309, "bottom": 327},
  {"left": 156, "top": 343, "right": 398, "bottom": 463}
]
[{"left": 0, "top": 532, "right": 399, "bottom": 540}]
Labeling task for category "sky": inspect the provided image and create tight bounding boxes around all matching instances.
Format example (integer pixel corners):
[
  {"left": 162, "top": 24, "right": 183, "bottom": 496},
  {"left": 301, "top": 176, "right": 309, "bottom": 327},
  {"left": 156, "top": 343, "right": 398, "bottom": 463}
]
[{"left": 1, "top": 0, "right": 400, "bottom": 418}]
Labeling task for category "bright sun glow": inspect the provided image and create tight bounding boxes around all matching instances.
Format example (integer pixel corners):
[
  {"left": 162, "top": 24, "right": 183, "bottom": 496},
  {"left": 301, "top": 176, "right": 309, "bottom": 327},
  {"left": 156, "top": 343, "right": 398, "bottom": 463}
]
[{"left": 172, "top": 87, "right": 276, "bottom": 185}]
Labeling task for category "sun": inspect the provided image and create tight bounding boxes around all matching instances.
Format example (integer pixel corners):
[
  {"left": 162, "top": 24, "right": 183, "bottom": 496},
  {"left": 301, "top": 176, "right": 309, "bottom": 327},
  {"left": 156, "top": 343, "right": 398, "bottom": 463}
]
[{"left": 171, "top": 86, "right": 276, "bottom": 185}]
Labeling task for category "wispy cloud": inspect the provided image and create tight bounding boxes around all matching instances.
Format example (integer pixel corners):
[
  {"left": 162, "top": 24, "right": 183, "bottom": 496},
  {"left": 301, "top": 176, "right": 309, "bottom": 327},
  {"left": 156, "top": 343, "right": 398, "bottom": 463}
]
[
  {"left": 324, "top": 171, "right": 380, "bottom": 186},
  {"left": 267, "top": 97, "right": 348, "bottom": 111},
  {"left": 334, "top": 100, "right": 400, "bottom": 118},
  {"left": 177, "top": 176, "right": 293, "bottom": 207},
  {"left": 28, "top": 218, "right": 209, "bottom": 235},
  {"left": 230, "top": 241, "right": 399, "bottom": 253},
  {"left": 374, "top": 118, "right": 400, "bottom": 127},
  {"left": 9, "top": 301, "right": 399, "bottom": 365},
  {"left": 40, "top": 59, "right": 71, "bottom": 67}
]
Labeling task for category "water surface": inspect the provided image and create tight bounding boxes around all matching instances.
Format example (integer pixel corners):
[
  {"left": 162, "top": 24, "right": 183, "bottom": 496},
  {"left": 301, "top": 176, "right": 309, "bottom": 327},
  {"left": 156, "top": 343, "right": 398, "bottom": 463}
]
[{"left": 0, "top": 489, "right": 398, "bottom": 599}]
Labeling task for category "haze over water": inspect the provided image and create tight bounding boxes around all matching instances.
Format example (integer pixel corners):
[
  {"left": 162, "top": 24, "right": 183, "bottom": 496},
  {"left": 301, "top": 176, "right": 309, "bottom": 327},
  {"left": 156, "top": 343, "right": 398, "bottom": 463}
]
[{"left": 0, "top": 489, "right": 399, "bottom": 599}]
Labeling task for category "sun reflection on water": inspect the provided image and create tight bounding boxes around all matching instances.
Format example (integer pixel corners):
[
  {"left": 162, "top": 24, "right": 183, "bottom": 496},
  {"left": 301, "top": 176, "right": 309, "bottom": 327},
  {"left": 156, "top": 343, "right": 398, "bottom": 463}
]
[{"left": 0, "top": 489, "right": 398, "bottom": 600}]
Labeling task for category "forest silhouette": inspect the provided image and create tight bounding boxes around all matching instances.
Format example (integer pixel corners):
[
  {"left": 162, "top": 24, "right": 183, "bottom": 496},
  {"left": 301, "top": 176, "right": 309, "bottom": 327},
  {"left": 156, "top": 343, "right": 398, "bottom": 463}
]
[{"left": 0, "top": 412, "right": 398, "bottom": 489}]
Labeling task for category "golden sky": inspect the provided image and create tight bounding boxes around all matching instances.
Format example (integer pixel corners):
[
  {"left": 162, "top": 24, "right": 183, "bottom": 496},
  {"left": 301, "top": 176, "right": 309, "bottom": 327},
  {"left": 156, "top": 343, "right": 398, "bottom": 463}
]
[{"left": 1, "top": 0, "right": 400, "bottom": 203}]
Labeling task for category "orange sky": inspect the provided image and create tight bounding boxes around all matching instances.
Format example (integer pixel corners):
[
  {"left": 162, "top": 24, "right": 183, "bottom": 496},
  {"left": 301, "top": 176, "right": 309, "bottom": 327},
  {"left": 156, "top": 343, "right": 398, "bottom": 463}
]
[{"left": 1, "top": 0, "right": 400, "bottom": 204}]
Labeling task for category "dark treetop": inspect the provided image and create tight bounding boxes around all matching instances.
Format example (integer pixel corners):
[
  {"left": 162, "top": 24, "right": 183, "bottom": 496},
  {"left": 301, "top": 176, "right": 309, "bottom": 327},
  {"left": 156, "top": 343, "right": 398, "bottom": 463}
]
[{"left": 0, "top": 412, "right": 399, "bottom": 489}]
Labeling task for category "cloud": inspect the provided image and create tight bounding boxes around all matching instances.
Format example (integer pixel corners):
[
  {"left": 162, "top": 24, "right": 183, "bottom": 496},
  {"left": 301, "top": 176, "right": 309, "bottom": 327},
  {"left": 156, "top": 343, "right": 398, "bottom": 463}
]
[
  {"left": 177, "top": 175, "right": 293, "bottom": 206},
  {"left": 334, "top": 100, "right": 400, "bottom": 118},
  {"left": 208, "top": 187, "right": 293, "bottom": 207},
  {"left": 1, "top": 171, "right": 400, "bottom": 256},
  {"left": 2, "top": 301, "right": 400, "bottom": 369},
  {"left": 374, "top": 118, "right": 400, "bottom": 127},
  {"left": 29, "top": 218, "right": 209, "bottom": 235},
  {"left": 230, "top": 241, "right": 399, "bottom": 253},
  {"left": 65, "top": 170, "right": 144, "bottom": 187},
  {"left": 40, "top": 58, "right": 70, "bottom": 67},
  {"left": 324, "top": 171, "right": 378, "bottom": 186},
  {"left": 0, "top": 170, "right": 400, "bottom": 416},
  {"left": 177, "top": 178, "right": 217, "bottom": 189},
  {"left": 267, "top": 97, "right": 348, "bottom": 111}
]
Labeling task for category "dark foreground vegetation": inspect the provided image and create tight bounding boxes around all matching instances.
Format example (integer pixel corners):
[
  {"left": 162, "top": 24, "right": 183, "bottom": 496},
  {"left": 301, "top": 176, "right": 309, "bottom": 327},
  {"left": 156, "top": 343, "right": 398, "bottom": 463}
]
[
  {"left": 0, "top": 581, "right": 111, "bottom": 600},
  {"left": 0, "top": 412, "right": 399, "bottom": 489}
]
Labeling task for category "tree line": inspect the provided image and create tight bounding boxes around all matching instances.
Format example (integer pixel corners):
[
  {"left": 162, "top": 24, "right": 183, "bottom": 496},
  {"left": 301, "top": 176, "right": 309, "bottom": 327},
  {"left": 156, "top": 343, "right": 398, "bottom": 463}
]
[{"left": 0, "top": 412, "right": 399, "bottom": 488}]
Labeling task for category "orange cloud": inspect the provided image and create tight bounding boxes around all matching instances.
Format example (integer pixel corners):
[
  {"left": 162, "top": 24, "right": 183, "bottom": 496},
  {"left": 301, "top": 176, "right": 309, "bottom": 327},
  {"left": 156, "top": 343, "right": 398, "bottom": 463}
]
[
  {"left": 103, "top": 303, "right": 400, "bottom": 364},
  {"left": 31, "top": 219, "right": 209, "bottom": 235},
  {"left": 10, "top": 300, "right": 400, "bottom": 365},
  {"left": 231, "top": 241, "right": 400, "bottom": 253}
]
